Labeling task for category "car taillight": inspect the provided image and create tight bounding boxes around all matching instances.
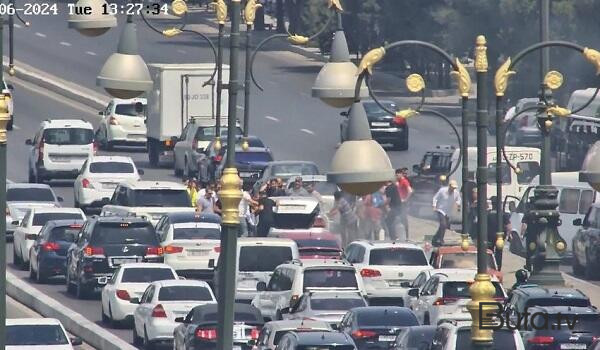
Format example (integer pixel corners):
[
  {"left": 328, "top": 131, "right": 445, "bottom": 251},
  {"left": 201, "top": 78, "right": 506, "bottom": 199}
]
[
  {"left": 164, "top": 245, "right": 183, "bottom": 254},
  {"left": 528, "top": 336, "right": 554, "bottom": 344},
  {"left": 42, "top": 242, "right": 60, "bottom": 251},
  {"left": 195, "top": 327, "right": 217, "bottom": 340},
  {"left": 93, "top": 141, "right": 98, "bottom": 155},
  {"left": 351, "top": 329, "right": 377, "bottom": 339},
  {"left": 25, "top": 233, "right": 38, "bottom": 240},
  {"left": 84, "top": 246, "right": 104, "bottom": 256},
  {"left": 116, "top": 289, "right": 130, "bottom": 301},
  {"left": 38, "top": 140, "right": 44, "bottom": 162},
  {"left": 433, "top": 297, "right": 458, "bottom": 305},
  {"left": 214, "top": 246, "right": 221, "bottom": 253},
  {"left": 146, "top": 246, "right": 164, "bottom": 256},
  {"left": 151, "top": 304, "right": 167, "bottom": 318},
  {"left": 393, "top": 116, "right": 407, "bottom": 126},
  {"left": 312, "top": 216, "right": 326, "bottom": 228},
  {"left": 109, "top": 116, "right": 119, "bottom": 125},
  {"left": 360, "top": 268, "right": 381, "bottom": 278},
  {"left": 214, "top": 154, "right": 223, "bottom": 163},
  {"left": 250, "top": 327, "right": 260, "bottom": 340},
  {"left": 81, "top": 178, "right": 93, "bottom": 189}
]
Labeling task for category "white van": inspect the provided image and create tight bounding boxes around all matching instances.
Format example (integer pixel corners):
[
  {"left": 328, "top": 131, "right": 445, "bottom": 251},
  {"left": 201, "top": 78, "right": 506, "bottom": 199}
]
[
  {"left": 507, "top": 172, "right": 598, "bottom": 259},
  {"left": 450, "top": 146, "right": 541, "bottom": 221},
  {"left": 212, "top": 237, "right": 300, "bottom": 303}
]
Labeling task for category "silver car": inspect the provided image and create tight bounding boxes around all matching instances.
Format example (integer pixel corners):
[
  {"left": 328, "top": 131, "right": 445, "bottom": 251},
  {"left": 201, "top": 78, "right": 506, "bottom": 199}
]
[
  {"left": 283, "top": 291, "right": 367, "bottom": 327},
  {"left": 6, "top": 183, "right": 62, "bottom": 238},
  {"left": 255, "top": 320, "right": 332, "bottom": 350}
]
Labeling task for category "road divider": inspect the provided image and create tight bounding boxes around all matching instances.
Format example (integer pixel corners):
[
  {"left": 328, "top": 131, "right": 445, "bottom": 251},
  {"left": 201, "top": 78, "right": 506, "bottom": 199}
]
[{"left": 6, "top": 270, "right": 137, "bottom": 350}]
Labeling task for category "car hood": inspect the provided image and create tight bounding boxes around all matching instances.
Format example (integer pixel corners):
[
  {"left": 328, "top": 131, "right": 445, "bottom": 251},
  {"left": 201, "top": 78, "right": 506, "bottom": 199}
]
[{"left": 236, "top": 162, "right": 269, "bottom": 171}]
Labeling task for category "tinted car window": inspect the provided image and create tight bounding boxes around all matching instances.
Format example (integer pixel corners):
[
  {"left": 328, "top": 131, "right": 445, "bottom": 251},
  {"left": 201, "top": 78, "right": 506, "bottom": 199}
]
[
  {"left": 49, "top": 225, "right": 81, "bottom": 242},
  {"left": 406, "top": 328, "right": 437, "bottom": 348},
  {"left": 238, "top": 246, "right": 293, "bottom": 272},
  {"left": 442, "top": 282, "right": 505, "bottom": 298},
  {"left": 369, "top": 248, "right": 428, "bottom": 266},
  {"left": 89, "top": 162, "right": 134, "bottom": 174},
  {"left": 456, "top": 329, "right": 516, "bottom": 350},
  {"left": 272, "top": 164, "right": 319, "bottom": 177},
  {"left": 357, "top": 310, "right": 419, "bottom": 327},
  {"left": 7, "top": 188, "right": 55, "bottom": 202},
  {"left": 196, "top": 127, "right": 243, "bottom": 141},
  {"left": 543, "top": 314, "right": 600, "bottom": 333},
  {"left": 295, "top": 239, "right": 339, "bottom": 249},
  {"left": 121, "top": 268, "right": 176, "bottom": 283},
  {"left": 235, "top": 151, "right": 273, "bottom": 163},
  {"left": 115, "top": 103, "right": 146, "bottom": 116},
  {"left": 33, "top": 213, "right": 82, "bottom": 226},
  {"left": 158, "top": 286, "right": 213, "bottom": 301},
  {"left": 202, "top": 311, "right": 260, "bottom": 323},
  {"left": 363, "top": 101, "right": 396, "bottom": 116},
  {"left": 7, "top": 324, "right": 69, "bottom": 345},
  {"left": 310, "top": 297, "right": 366, "bottom": 310},
  {"left": 303, "top": 269, "right": 358, "bottom": 289},
  {"left": 131, "top": 189, "right": 190, "bottom": 207},
  {"left": 43, "top": 128, "right": 93, "bottom": 145},
  {"left": 559, "top": 188, "right": 580, "bottom": 214},
  {"left": 524, "top": 297, "right": 590, "bottom": 310},
  {"left": 173, "top": 223, "right": 220, "bottom": 240},
  {"left": 91, "top": 223, "right": 157, "bottom": 245},
  {"left": 516, "top": 161, "right": 540, "bottom": 184}
]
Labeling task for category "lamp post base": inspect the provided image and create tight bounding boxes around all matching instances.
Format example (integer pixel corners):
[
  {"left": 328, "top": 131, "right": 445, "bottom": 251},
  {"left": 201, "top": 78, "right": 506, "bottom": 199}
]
[{"left": 528, "top": 258, "right": 565, "bottom": 286}]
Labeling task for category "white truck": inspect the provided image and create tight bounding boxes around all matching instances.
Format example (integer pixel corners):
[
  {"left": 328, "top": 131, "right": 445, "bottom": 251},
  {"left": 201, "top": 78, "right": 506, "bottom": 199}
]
[{"left": 146, "top": 63, "right": 229, "bottom": 167}]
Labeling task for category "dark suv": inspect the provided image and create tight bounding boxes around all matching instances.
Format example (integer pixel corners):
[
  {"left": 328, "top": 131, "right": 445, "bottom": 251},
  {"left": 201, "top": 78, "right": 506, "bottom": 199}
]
[{"left": 65, "top": 216, "right": 164, "bottom": 299}]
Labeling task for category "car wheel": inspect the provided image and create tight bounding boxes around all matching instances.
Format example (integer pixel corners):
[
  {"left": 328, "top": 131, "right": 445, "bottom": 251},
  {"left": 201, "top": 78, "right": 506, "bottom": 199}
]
[
  {"left": 35, "top": 168, "right": 44, "bottom": 184},
  {"left": 133, "top": 325, "right": 143, "bottom": 346},
  {"left": 144, "top": 327, "right": 156, "bottom": 350},
  {"left": 76, "top": 277, "right": 90, "bottom": 299},
  {"left": 396, "top": 134, "right": 409, "bottom": 151},
  {"left": 36, "top": 261, "right": 48, "bottom": 283},
  {"left": 174, "top": 161, "right": 183, "bottom": 177},
  {"left": 101, "top": 302, "right": 109, "bottom": 323},
  {"left": 148, "top": 141, "right": 159, "bottom": 168},
  {"left": 12, "top": 244, "right": 21, "bottom": 266},
  {"left": 28, "top": 255, "right": 37, "bottom": 280},
  {"left": 65, "top": 265, "right": 75, "bottom": 294},
  {"left": 573, "top": 254, "right": 585, "bottom": 276}
]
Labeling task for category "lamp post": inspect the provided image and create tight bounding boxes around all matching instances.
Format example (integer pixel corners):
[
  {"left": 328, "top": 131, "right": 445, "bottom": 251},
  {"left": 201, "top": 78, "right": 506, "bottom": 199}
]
[{"left": 0, "top": 9, "right": 7, "bottom": 346}]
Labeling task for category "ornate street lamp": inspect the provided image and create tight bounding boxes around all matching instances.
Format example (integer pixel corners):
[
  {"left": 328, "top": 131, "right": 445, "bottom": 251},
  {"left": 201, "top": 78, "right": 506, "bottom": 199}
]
[{"left": 67, "top": 0, "right": 117, "bottom": 37}]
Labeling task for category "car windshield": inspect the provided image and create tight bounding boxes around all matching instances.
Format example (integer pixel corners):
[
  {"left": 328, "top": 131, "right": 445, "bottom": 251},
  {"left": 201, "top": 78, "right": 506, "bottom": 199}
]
[
  {"left": 303, "top": 269, "right": 358, "bottom": 289},
  {"left": 49, "top": 225, "right": 81, "bottom": 242},
  {"left": 7, "top": 187, "right": 55, "bottom": 202},
  {"left": 421, "top": 153, "right": 452, "bottom": 174},
  {"left": 200, "top": 311, "right": 259, "bottom": 323},
  {"left": 271, "top": 164, "right": 319, "bottom": 178},
  {"left": 456, "top": 329, "right": 516, "bottom": 350},
  {"left": 357, "top": 310, "right": 419, "bottom": 327},
  {"left": 363, "top": 101, "right": 396, "bottom": 117},
  {"left": 273, "top": 213, "right": 318, "bottom": 230},
  {"left": 43, "top": 128, "right": 93, "bottom": 145},
  {"left": 516, "top": 161, "right": 540, "bottom": 184},
  {"left": 235, "top": 151, "right": 273, "bottom": 164},
  {"left": 91, "top": 223, "right": 158, "bottom": 245},
  {"left": 310, "top": 297, "right": 366, "bottom": 310},
  {"left": 89, "top": 161, "right": 134, "bottom": 174},
  {"left": 487, "top": 163, "right": 511, "bottom": 184},
  {"left": 173, "top": 223, "right": 220, "bottom": 240},
  {"left": 439, "top": 253, "right": 495, "bottom": 269},
  {"left": 121, "top": 268, "right": 176, "bottom": 283},
  {"left": 525, "top": 297, "right": 590, "bottom": 310},
  {"left": 239, "top": 246, "right": 293, "bottom": 272},
  {"left": 33, "top": 213, "right": 82, "bottom": 226},
  {"left": 295, "top": 239, "right": 339, "bottom": 249},
  {"left": 369, "top": 248, "right": 428, "bottom": 266},
  {"left": 158, "top": 286, "right": 213, "bottom": 301},
  {"left": 115, "top": 103, "right": 146, "bottom": 116},
  {"left": 7, "top": 324, "right": 69, "bottom": 345},
  {"left": 130, "top": 189, "right": 190, "bottom": 207},
  {"left": 442, "top": 281, "right": 505, "bottom": 298}
]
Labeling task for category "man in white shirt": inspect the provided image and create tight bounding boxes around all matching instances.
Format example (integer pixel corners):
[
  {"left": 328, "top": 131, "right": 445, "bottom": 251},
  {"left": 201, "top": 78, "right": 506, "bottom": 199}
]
[
  {"left": 238, "top": 187, "right": 258, "bottom": 236},
  {"left": 432, "top": 179, "right": 461, "bottom": 246}
]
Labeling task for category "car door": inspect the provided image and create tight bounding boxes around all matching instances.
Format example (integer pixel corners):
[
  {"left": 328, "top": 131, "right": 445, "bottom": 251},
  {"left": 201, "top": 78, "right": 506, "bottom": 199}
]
[
  {"left": 414, "top": 276, "right": 439, "bottom": 323},
  {"left": 70, "top": 222, "right": 90, "bottom": 277},
  {"left": 74, "top": 159, "right": 89, "bottom": 203},
  {"left": 102, "top": 267, "right": 120, "bottom": 313},
  {"left": 14, "top": 210, "right": 31, "bottom": 258},
  {"left": 174, "top": 124, "right": 191, "bottom": 171},
  {"left": 577, "top": 207, "right": 596, "bottom": 265},
  {"left": 136, "top": 285, "right": 155, "bottom": 334},
  {"left": 429, "top": 327, "right": 450, "bottom": 350}
]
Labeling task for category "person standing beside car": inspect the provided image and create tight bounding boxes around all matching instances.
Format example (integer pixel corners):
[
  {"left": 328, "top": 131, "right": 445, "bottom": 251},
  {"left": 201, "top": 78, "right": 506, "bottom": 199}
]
[{"left": 432, "top": 180, "right": 461, "bottom": 246}]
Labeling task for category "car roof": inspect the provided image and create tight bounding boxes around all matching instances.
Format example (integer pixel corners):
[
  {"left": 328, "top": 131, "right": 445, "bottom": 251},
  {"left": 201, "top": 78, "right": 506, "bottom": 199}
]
[
  {"left": 513, "top": 285, "right": 588, "bottom": 299},
  {"left": 275, "top": 231, "right": 339, "bottom": 240},
  {"left": 286, "top": 174, "right": 328, "bottom": 183},
  {"left": 111, "top": 97, "right": 147, "bottom": 104},
  {"left": 192, "top": 303, "right": 263, "bottom": 324},
  {"left": 118, "top": 262, "right": 174, "bottom": 269},
  {"left": 292, "top": 331, "right": 354, "bottom": 345},
  {"left": 122, "top": 180, "right": 186, "bottom": 190},
  {"left": 7, "top": 318, "right": 64, "bottom": 326},
  {"left": 31, "top": 207, "right": 82, "bottom": 214},
  {"left": 229, "top": 146, "right": 270, "bottom": 153},
  {"left": 430, "top": 268, "right": 485, "bottom": 281},
  {"left": 238, "top": 237, "right": 297, "bottom": 246},
  {"left": 7, "top": 183, "right": 54, "bottom": 190},
  {"left": 527, "top": 305, "right": 598, "bottom": 315},
  {"left": 308, "top": 291, "right": 364, "bottom": 299},
  {"left": 42, "top": 219, "right": 85, "bottom": 228},
  {"left": 295, "top": 260, "right": 354, "bottom": 269},
  {"left": 164, "top": 212, "right": 222, "bottom": 224},
  {"left": 353, "top": 240, "right": 424, "bottom": 250},
  {"left": 88, "top": 155, "right": 135, "bottom": 163},
  {"left": 92, "top": 215, "right": 149, "bottom": 224},
  {"left": 42, "top": 119, "right": 93, "bottom": 128},
  {"left": 151, "top": 279, "right": 210, "bottom": 288},
  {"left": 266, "top": 319, "right": 331, "bottom": 331}
]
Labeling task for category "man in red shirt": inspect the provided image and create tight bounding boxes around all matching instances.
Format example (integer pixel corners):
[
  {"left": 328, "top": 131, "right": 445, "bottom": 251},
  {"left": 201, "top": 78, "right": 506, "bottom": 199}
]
[{"left": 385, "top": 168, "right": 413, "bottom": 240}]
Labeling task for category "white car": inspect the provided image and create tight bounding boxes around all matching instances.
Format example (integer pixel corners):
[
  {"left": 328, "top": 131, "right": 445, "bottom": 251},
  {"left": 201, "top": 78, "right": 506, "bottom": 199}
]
[
  {"left": 6, "top": 318, "right": 82, "bottom": 349},
  {"left": 6, "top": 183, "right": 62, "bottom": 236},
  {"left": 268, "top": 196, "right": 328, "bottom": 235},
  {"left": 101, "top": 263, "right": 179, "bottom": 326},
  {"left": 155, "top": 212, "right": 221, "bottom": 280},
  {"left": 411, "top": 269, "right": 506, "bottom": 325},
  {"left": 12, "top": 207, "right": 85, "bottom": 269},
  {"left": 255, "top": 319, "right": 332, "bottom": 350},
  {"left": 431, "top": 320, "right": 525, "bottom": 350},
  {"left": 132, "top": 279, "right": 216, "bottom": 348},
  {"left": 404, "top": 269, "right": 437, "bottom": 310},
  {"left": 284, "top": 175, "right": 338, "bottom": 214},
  {"left": 100, "top": 181, "right": 195, "bottom": 226},
  {"left": 26, "top": 119, "right": 96, "bottom": 183},
  {"left": 344, "top": 240, "right": 433, "bottom": 306},
  {"left": 97, "top": 97, "right": 147, "bottom": 149},
  {"left": 252, "top": 259, "right": 366, "bottom": 321},
  {"left": 284, "top": 291, "right": 367, "bottom": 326},
  {"left": 74, "top": 155, "right": 142, "bottom": 211},
  {"left": 3, "top": 79, "right": 14, "bottom": 130}
]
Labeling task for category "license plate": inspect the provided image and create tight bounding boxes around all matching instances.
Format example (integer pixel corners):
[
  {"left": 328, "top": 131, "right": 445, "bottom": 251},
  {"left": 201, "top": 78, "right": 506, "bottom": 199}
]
[
  {"left": 379, "top": 335, "right": 396, "bottom": 342},
  {"left": 102, "top": 183, "right": 117, "bottom": 189},
  {"left": 232, "top": 347, "right": 241, "bottom": 350},
  {"left": 112, "top": 258, "right": 137, "bottom": 265},
  {"left": 239, "top": 172, "right": 254, "bottom": 177},
  {"left": 188, "top": 250, "right": 209, "bottom": 256},
  {"left": 52, "top": 157, "right": 70, "bottom": 162},
  {"left": 387, "top": 280, "right": 404, "bottom": 287},
  {"left": 372, "top": 122, "right": 389, "bottom": 127},
  {"left": 233, "top": 324, "right": 245, "bottom": 340},
  {"left": 560, "top": 344, "right": 586, "bottom": 349}
]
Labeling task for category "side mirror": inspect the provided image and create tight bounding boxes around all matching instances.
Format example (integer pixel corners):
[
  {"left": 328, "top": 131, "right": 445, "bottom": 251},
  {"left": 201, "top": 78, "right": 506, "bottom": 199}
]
[
  {"left": 70, "top": 337, "right": 83, "bottom": 346},
  {"left": 130, "top": 297, "right": 140, "bottom": 304},
  {"left": 400, "top": 281, "right": 411, "bottom": 288},
  {"left": 407, "top": 288, "right": 419, "bottom": 298},
  {"left": 98, "top": 111, "right": 104, "bottom": 116},
  {"left": 138, "top": 169, "right": 145, "bottom": 176},
  {"left": 174, "top": 317, "right": 186, "bottom": 323},
  {"left": 412, "top": 164, "right": 420, "bottom": 174},
  {"left": 25, "top": 139, "right": 33, "bottom": 146},
  {"left": 340, "top": 111, "right": 348, "bottom": 117},
  {"left": 573, "top": 218, "right": 582, "bottom": 226},
  {"left": 331, "top": 323, "right": 339, "bottom": 330},
  {"left": 256, "top": 281, "right": 267, "bottom": 291},
  {"left": 57, "top": 196, "right": 64, "bottom": 202},
  {"left": 11, "top": 220, "right": 19, "bottom": 226},
  {"left": 208, "top": 259, "right": 215, "bottom": 269}
]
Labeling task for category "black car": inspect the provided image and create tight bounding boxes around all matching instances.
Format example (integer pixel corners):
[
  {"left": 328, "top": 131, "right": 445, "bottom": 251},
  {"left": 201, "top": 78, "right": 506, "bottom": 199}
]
[
  {"left": 524, "top": 306, "right": 600, "bottom": 350},
  {"left": 276, "top": 331, "right": 357, "bottom": 350},
  {"left": 173, "top": 303, "right": 264, "bottom": 350},
  {"left": 216, "top": 146, "right": 274, "bottom": 185},
  {"left": 65, "top": 216, "right": 164, "bottom": 299},
  {"left": 391, "top": 325, "right": 436, "bottom": 350},
  {"left": 341, "top": 100, "right": 409, "bottom": 151},
  {"left": 29, "top": 219, "right": 84, "bottom": 283},
  {"left": 338, "top": 307, "right": 419, "bottom": 350},
  {"left": 572, "top": 203, "right": 600, "bottom": 279}
]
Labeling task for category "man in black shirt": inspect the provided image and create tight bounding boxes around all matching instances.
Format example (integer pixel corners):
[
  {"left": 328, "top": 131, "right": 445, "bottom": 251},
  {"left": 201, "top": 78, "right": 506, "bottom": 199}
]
[{"left": 487, "top": 196, "right": 511, "bottom": 269}]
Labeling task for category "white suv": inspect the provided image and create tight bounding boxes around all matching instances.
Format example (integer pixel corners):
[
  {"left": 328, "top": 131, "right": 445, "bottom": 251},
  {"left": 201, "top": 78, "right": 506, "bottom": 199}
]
[
  {"left": 97, "top": 98, "right": 147, "bottom": 150},
  {"left": 430, "top": 321, "right": 524, "bottom": 350},
  {"left": 26, "top": 119, "right": 96, "bottom": 183},
  {"left": 411, "top": 269, "right": 506, "bottom": 325},
  {"left": 345, "top": 240, "right": 432, "bottom": 306},
  {"left": 252, "top": 259, "right": 366, "bottom": 321}
]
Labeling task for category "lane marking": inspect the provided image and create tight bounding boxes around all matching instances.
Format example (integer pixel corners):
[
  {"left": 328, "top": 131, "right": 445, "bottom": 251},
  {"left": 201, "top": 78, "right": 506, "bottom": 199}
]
[
  {"left": 85, "top": 51, "right": 97, "bottom": 56},
  {"left": 11, "top": 124, "right": 20, "bottom": 130},
  {"left": 300, "top": 128, "right": 315, "bottom": 135},
  {"left": 59, "top": 41, "right": 72, "bottom": 47},
  {"left": 264, "top": 115, "right": 279, "bottom": 122},
  {"left": 34, "top": 32, "right": 46, "bottom": 38}
]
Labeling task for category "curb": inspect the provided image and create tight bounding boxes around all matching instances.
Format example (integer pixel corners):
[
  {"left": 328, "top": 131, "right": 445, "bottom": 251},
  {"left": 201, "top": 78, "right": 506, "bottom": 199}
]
[
  {"left": 6, "top": 271, "right": 136, "bottom": 350},
  {"left": 3, "top": 58, "right": 109, "bottom": 111}
]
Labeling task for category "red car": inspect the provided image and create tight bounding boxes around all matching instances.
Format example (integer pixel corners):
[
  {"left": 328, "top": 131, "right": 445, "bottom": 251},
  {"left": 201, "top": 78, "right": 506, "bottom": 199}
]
[
  {"left": 429, "top": 245, "right": 503, "bottom": 282},
  {"left": 271, "top": 230, "right": 342, "bottom": 260}
]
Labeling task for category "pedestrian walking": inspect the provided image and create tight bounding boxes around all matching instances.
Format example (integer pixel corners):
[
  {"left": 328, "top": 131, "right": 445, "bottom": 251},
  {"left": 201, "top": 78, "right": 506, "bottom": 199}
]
[
  {"left": 239, "top": 183, "right": 258, "bottom": 237},
  {"left": 362, "top": 191, "right": 384, "bottom": 240},
  {"left": 287, "top": 176, "right": 309, "bottom": 196},
  {"left": 384, "top": 168, "right": 412, "bottom": 241},
  {"left": 196, "top": 187, "right": 215, "bottom": 214},
  {"left": 432, "top": 179, "right": 461, "bottom": 246},
  {"left": 329, "top": 191, "right": 358, "bottom": 246},
  {"left": 186, "top": 177, "right": 199, "bottom": 207},
  {"left": 256, "top": 190, "right": 276, "bottom": 237}
]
